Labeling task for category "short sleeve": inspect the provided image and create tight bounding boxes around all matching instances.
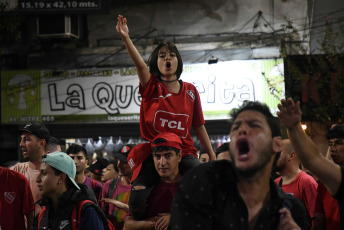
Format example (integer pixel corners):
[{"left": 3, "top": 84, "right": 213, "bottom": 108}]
[{"left": 192, "top": 85, "right": 205, "bottom": 128}]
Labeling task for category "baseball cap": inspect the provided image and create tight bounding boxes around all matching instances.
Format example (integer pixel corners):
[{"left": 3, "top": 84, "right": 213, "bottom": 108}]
[
  {"left": 19, "top": 122, "right": 50, "bottom": 142},
  {"left": 42, "top": 151, "right": 80, "bottom": 190},
  {"left": 113, "top": 144, "right": 135, "bottom": 163},
  {"left": 87, "top": 157, "right": 109, "bottom": 175},
  {"left": 127, "top": 143, "right": 152, "bottom": 183},
  {"left": 151, "top": 132, "right": 182, "bottom": 150},
  {"left": 128, "top": 132, "right": 183, "bottom": 182}
]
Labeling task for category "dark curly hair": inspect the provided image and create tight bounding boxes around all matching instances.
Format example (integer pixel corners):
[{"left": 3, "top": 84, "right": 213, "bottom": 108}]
[
  {"left": 326, "top": 124, "right": 344, "bottom": 140},
  {"left": 66, "top": 144, "right": 87, "bottom": 158},
  {"left": 229, "top": 100, "right": 281, "bottom": 138}
]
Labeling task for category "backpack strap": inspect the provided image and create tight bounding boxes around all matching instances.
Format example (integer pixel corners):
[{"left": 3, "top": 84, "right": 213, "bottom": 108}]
[
  {"left": 107, "top": 177, "right": 119, "bottom": 198},
  {"left": 278, "top": 178, "right": 283, "bottom": 187},
  {"left": 71, "top": 199, "right": 115, "bottom": 230},
  {"left": 37, "top": 206, "right": 47, "bottom": 230},
  {"left": 71, "top": 200, "right": 91, "bottom": 230},
  {"left": 91, "top": 179, "right": 98, "bottom": 191}
]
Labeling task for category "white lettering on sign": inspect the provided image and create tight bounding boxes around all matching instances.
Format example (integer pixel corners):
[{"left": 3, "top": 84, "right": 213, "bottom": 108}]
[
  {"left": 44, "top": 78, "right": 141, "bottom": 116},
  {"left": 35, "top": 60, "right": 283, "bottom": 122}
]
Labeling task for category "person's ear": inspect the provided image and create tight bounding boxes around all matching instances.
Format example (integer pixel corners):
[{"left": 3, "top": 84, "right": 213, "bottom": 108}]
[
  {"left": 39, "top": 139, "right": 47, "bottom": 150},
  {"left": 177, "top": 151, "right": 182, "bottom": 163},
  {"left": 289, "top": 152, "right": 297, "bottom": 161},
  {"left": 58, "top": 173, "right": 67, "bottom": 185},
  {"left": 272, "top": 136, "right": 283, "bottom": 153}
]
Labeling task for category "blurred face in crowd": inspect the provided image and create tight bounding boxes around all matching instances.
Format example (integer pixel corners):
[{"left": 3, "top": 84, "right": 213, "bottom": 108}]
[
  {"left": 275, "top": 140, "right": 292, "bottom": 173},
  {"left": 153, "top": 149, "right": 181, "bottom": 182},
  {"left": 101, "top": 163, "right": 117, "bottom": 183},
  {"left": 199, "top": 153, "right": 209, "bottom": 163},
  {"left": 69, "top": 151, "right": 88, "bottom": 175},
  {"left": 36, "top": 162, "right": 64, "bottom": 199},
  {"left": 216, "top": 151, "right": 231, "bottom": 161},
  {"left": 329, "top": 138, "right": 344, "bottom": 165},
  {"left": 20, "top": 132, "right": 45, "bottom": 161},
  {"left": 117, "top": 160, "right": 132, "bottom": 177}
]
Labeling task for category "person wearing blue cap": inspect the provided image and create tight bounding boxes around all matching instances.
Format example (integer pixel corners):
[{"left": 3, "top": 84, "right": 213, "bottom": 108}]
[{"left": 35, "top": 152, "right": 110, "bottom": 230}]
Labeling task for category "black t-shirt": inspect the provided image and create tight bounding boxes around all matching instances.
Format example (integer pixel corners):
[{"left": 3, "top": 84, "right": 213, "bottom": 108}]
[{"left": 169, "top": 160, "right": 309, "bottom": 230}]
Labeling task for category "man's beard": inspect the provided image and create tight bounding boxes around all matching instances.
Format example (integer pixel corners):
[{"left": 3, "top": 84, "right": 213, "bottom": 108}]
[{"left": 274, "top": 161, "right": 287, "bottom": 173}]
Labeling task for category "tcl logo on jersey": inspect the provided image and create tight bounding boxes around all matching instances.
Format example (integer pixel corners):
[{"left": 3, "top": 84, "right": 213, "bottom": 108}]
[{"left": 154, "top": 110, "right": 189, "bottom": 138}]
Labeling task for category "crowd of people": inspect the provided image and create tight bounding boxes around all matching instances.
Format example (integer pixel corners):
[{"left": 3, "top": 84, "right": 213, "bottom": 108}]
[{"left": 1, "top": 14, "right": 343, "bottom": 230}]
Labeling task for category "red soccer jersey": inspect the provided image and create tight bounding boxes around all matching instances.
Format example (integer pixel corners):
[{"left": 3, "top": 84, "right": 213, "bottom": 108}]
[
  {"left": 275, "top": 171, "right": 318, "bottom": 221},
  {"left": 0, "top": 167, "right": 35, "bottom": 230},
  {"left": 314, "top": 181, "right": 340, "bottom": 230},
  {"left": 139, "top": 75, "right": 205, "bottom": 157}
]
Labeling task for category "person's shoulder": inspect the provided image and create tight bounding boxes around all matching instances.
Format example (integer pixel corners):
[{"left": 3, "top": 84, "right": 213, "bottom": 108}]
[
  {"left": 182, "top": 81, "right": 196, "bottom": 89},
  {"left": 70, "top": 184, "right": 98, "bottom": 203},
  {"left": 11, "top": 162, "right": 28, "bottom": 170},
  {"left": 298, "top": 171, "right": 318, "bottom": 185},
  {"left": 79, "top": 200, "right": 110, "bottom": 229},
  {"left": 181, "top": 160, "right": 235, "bottom": 186},
  {"left": 274, "top": 176, "right": 282, "bottom": 183},
  {"left": 7, "top": 167, "right": 28, "bottom": 180},
  {"left": 147, "top": 74, "right": 159, "bottom": 86},
  {"left": 77, "top": 200, "right": 105, "bottom": 223},
  {"left": 103, "top": 179, "right": 112, "bottom": 187},
  {"left": 94, "top": 179, "right": 102, "bottom": 188},
  {"left": 10, "top": 162, "right": 30, "bottom": 175},
  {"left": 0, "top": 167, "right": 24, "bottom": 179}
]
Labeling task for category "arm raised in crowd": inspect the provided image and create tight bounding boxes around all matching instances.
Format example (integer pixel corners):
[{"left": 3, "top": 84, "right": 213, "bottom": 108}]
[
  {"left": 116, "top": 15, "right": 151, "bottom": 88},
  {"left": 277, "top": 98, "right": 342, "bottom": 195}
]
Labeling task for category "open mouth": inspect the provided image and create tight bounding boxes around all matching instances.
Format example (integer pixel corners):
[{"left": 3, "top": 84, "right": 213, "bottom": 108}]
[
  {"left": 166, "top": 62, "right": 171, "bottom": 68},
  {"left": 238, "top": 139, "right": 249, "bottom": 156}
]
